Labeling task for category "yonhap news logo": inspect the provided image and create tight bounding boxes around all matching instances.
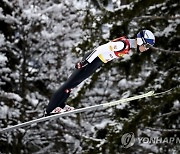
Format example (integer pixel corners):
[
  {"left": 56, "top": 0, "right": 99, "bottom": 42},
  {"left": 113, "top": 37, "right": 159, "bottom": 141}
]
[
  {"left": 121, "top": 132, "right": 135, "bottom": 148},
  {"left": 121, "top": 132, "right": 180, "bottom": 148}
]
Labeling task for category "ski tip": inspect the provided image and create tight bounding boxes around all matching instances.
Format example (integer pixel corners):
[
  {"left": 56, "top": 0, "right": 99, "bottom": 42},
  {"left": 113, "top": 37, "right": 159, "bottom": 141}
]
[
  {"left": 149, "top": 91, "right": 155, "bottom": 95},
  {"left": 143, "top": 91, "right": 155, "bottom": 96}
]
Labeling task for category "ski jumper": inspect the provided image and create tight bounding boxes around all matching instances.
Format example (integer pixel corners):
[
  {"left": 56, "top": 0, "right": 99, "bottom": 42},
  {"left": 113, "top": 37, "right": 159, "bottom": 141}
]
[{"left": 46, "top": 37, "right": 131, "bottom": 114}]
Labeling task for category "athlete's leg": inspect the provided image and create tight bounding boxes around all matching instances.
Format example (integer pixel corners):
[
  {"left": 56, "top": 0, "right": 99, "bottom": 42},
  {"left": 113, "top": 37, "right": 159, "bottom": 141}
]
[{"left": 46, "top": 57, "right": 102, "bottom": 114}]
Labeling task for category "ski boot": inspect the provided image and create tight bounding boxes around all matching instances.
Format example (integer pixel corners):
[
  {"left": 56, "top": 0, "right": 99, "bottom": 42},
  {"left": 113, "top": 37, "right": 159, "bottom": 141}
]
[{"left": 63, "top": 105, "right": 75, "bottom": 111}]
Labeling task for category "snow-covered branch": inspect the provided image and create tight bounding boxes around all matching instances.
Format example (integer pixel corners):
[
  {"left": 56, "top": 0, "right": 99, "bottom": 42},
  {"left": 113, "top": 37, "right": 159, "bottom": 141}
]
[
  {"left": 146, "top": 127, "right": 180, "bottom": 132},
  {"left": 0, "top": 13, "right": 19, "bottom": 24},
  {"left": 158, "top": 110, "right": 180, "bottom": 118},
  {"left": 150, "top": 46, "right": 180, "bottom": 54},
  {"left": 133, "top": 15, "right": 180, "bottom": 20},
  {"left": 0, "top": 91, "right": 22, "bottom": 102}
]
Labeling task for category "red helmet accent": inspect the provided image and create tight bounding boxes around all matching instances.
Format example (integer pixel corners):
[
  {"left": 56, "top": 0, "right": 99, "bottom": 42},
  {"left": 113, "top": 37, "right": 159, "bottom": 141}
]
[{"left": 112, "top": 36, "right": 130, "bottom": 57}]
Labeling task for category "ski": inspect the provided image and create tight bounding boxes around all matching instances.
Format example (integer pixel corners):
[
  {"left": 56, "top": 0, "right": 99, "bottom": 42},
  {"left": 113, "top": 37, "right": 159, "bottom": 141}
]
[{"left": 0, "top": 91, "right": 154, "bottom": 133}]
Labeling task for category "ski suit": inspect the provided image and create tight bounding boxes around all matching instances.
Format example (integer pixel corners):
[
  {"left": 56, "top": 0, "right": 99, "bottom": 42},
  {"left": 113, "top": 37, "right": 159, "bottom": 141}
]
[{"left": 46, "top": 37, "right": 132, "bottom": 114}]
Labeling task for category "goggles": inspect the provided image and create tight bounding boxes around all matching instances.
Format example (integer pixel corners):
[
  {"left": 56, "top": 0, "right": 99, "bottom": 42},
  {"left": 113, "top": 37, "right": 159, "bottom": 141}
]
[
  {"left": 144, "top": 43, "right": 152, "bottom": 49},
  {"left": 137, "top": 31, "right": 152, "bottom": 49}
]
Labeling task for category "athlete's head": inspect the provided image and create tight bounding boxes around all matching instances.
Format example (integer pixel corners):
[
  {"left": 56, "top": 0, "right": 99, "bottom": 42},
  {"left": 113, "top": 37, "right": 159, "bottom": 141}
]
[{"left": 136, "top": 30, "right": 155, "bottom": 52}]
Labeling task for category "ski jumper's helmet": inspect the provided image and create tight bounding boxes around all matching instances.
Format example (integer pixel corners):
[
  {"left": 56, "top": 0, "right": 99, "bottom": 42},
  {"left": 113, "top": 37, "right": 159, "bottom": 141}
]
[{"left": 137, "top": 30, "right": 155, "bottom": 46}]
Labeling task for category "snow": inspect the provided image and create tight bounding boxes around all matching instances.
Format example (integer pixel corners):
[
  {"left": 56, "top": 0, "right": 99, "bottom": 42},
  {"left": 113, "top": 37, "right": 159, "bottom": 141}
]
[
  {"left": 155, "top": 18, "right": 180, "bottom": 37},
  {"left": 26, "top": 93, "right": 39, "bottom": 107},
  {"left": 0, "top": 34, "right": 5, "bottom": 47},
  {"left": 0, "top": 92, "right": 22, "bottom": 102},
  {"left": 0, "top": 12, "right": 19, "bottom": 24},
  {"left": 172, "top": 100, "right": 180, "bottom": 109},
  {"left": 160, "top": 24, "right": 176, "bottom": 37},
  {"left": 139, "top": 143, "right": 158, "bottom": 153},
  {"left": 118, "top": 78, "right": 129, "bottom": 89},
  {"left": 94, "top": 119, "right": 111, "bottom": 130},
  {"left": 0, "top": 105, "right": 8, "bottom": 119},
  {"left": 148, "top": 3, "right": 166, "bottom": 10},
  {"left": 2, "top": 0, "right": 13, "bottom": 8},
  {"left": 118, "top": 78, "right": 144, "bottom": 90},
  {"left": 0, "top": 54, "right": 7, "bottom": 64},
  {"left": 101, "top": 24, "right": 112, "bottom": 39}
]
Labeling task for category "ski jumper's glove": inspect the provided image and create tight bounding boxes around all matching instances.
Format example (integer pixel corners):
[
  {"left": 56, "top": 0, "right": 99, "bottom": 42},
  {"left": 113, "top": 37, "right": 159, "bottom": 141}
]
[{"left": 75, "top": 60, "right": 89, "bottom": 69}]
